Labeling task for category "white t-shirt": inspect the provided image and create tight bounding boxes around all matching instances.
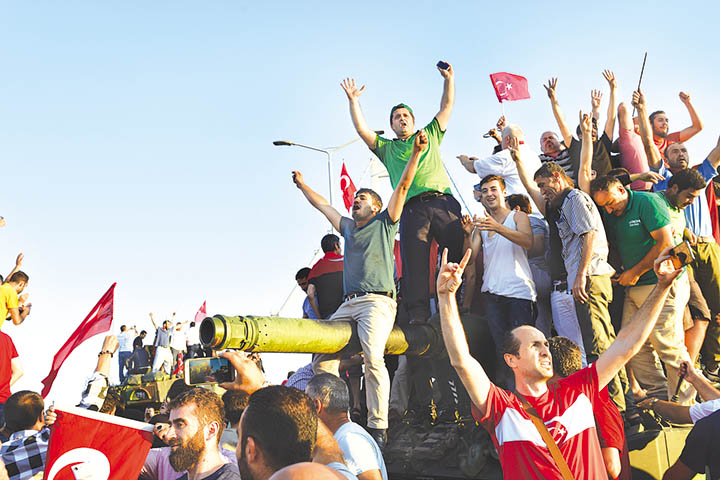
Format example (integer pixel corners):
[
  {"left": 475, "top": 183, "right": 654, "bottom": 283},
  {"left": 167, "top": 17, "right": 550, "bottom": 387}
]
[
  {"left": 118, "top": 330, "right": 135, "bottom": 352},
  {"left": 689, "top": 398, "right": 720, "bottom": 424},
  {"left": 186, "top": 325, "right": 201, "bottom": 345},
  {"left": 170, "top": 328, "right": 187, "bottom": 351},
  {"left": 334, "top": 422, "right": 388, "bottom": 480}
]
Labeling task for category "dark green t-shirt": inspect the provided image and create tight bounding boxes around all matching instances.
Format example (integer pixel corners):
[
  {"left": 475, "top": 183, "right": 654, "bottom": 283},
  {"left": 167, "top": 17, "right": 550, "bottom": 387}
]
[
  {"left": 373, "top": 117, "right": 452, "bottom": 202},
  {"left": 603, "top": 190, "right": 670, "bottom": 286}
]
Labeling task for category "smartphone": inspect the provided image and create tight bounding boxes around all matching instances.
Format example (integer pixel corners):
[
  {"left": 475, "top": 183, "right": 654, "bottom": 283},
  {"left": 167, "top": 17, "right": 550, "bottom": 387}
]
[
  {"left": 184, "top": 357, "right": 235, "bottom": 386},
  {"left": 436, "top": 61, "right": 450, "bottom": 70},
  {"left": 670, "top": 240, "right": 695, "bottom": 269}
]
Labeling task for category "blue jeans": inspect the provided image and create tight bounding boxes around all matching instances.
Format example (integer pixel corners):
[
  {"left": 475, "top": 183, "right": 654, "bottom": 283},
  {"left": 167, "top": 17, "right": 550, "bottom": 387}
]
[
  {"left": 483, "top": 292, "right": 536, "bottom": 387},
  {"left": 118, "top": 351, "right": 132, "bottom": 382}
]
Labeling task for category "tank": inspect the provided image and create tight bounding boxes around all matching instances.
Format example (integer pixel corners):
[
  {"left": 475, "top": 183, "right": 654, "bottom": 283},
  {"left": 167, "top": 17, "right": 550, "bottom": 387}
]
[{"left": 200, "top": 313, "right": 696, "bottom": 480}]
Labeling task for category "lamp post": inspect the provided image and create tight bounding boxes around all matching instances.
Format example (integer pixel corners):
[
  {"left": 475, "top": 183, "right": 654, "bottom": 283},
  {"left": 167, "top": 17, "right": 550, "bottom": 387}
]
[{"left": 273, "top": 131, "right": 383, "bottom": 208}]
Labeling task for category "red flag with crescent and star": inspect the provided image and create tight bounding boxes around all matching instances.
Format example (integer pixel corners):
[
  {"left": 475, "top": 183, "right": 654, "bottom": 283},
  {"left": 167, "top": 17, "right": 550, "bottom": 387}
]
[
  {"left": 489, "top": 72, "right": 530, "bottom": 103},
  {"left": 340, "top": 162, "right": 357, "bottom": 212},
  {"left": 43, "top": 405, "right": 153, "bottom": 480}
]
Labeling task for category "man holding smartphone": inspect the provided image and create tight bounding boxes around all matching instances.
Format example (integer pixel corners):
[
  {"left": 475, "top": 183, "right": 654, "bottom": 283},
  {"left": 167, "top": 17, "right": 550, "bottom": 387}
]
[
  {"left": 292, "top": 131, "right": 427, "bottom": 449},
  {"left": 339, "top": 62, "right": 461, "bottom": 326}
]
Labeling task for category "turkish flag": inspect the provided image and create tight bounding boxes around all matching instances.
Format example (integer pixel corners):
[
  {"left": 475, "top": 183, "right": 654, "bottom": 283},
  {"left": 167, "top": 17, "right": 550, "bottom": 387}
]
[
  {"left": 44, "top": 405, "right": 153, "bottom": 480},
  {"left": 340, "top": 162, "right": 357, "bottom": 212},
  {"left": 489, "top": 72, "right": 531, "bottom": 103},
  {"left": 194, "top": 300, "right": 207, "bottom": 324},
  {"left": 172, "top": 351, "right": 184, "bottom": 376},
  {"left": 41, "top": 283, "right": 116, "bottom": 398}
]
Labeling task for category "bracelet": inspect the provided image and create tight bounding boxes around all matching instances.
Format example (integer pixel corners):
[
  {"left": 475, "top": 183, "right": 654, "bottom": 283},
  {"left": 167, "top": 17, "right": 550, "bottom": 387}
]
[
  {"left": 649, "top": 397, "right": 659, "bottom": 408},
  {"left": 98, "top": 350, "right": 114, "bottom": 357}
]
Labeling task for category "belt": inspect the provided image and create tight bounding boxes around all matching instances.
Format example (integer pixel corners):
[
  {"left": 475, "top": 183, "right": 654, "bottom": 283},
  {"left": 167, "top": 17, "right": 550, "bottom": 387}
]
[
  {"left": 696, "top": 236, "right": 715, "bottom": 244},
  {"left": 344, "top": 291, "right": 394, "bottom": 302},
  {"left": 408, "top": 191, "right": 446, "bottom": 203},
  {"left": 552, "top": 280, "right": 568, "bottom": 292}
]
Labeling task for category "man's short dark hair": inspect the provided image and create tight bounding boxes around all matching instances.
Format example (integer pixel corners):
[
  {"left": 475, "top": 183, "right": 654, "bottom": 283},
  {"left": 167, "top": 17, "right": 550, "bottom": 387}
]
[
  {"left": 533, "top": 162, "right": 575, "bottom": 188},
  {"left": 306, "top": 373, "right": 350, "bottom": 414},
  {"left": 120, "top": 325, "right": 127, "bottom": 332},
  {"left": 295, "top": 267, "right": 311, "bottom": 281},
  {"left": 241, "top": 386, "right": 317, "bottom": 471},
  {"left": 320, "top": 234, "right": 340, "bottom": 254},
  {"left": 140, "top": 330, "right": 147, "bottom": 336},
  {"left": 7, "top": 271, "right": 28, "bottom": 284},
  {"left": 479, "top": 174, "right": 506, "bottom": 190},
  {"left": 4, "top": 391, "right": 44, "bottom": 433},
  {"left": 222, "top": 390, "right": 249, "bottom": 426},
  {"left": 166, "top": 379, "right": 194, "bottom": 402},
  {"left": 167, "top": 387, "right": 226, "bottom": 445},
  {"left": 548, "top": 336, "right": 582, "bottom": 378},
  {"left": 649, "top": 110, "right": 665, "bottom": 125},
  {"left": 355, "top": 188, "right": 383, "bottom": 210},
  {"left": 589, "top": 175, "right": 622, "bottom": 196},
  {"left": 506, "top": 194, "right": 532, "bottom": 214},
  {"left": 607, "top": 167, "right": 630, "bottom": 178},
  {"left": 501, "top": 330, "right": 521, "bottom": 357},
  {"left": 668, "top": 168, "right": 706, "bottom": 192}
]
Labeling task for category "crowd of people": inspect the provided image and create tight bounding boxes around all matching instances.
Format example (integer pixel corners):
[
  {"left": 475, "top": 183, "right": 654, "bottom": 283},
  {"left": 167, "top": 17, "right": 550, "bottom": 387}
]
[{"left": 1, "top": 60, "right": 720, "bottom": 480}]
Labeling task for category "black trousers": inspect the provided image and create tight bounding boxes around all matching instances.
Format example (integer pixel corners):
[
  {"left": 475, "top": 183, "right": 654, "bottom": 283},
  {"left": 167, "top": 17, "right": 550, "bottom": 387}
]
[{"left": 399, "top": 192, "right": 464, "bottom": 322}]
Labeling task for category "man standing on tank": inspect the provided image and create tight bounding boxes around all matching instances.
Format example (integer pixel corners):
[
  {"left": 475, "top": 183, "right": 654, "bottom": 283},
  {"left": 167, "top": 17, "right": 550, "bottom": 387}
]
[{"left": 339, "top": 62, "right": 463, "bottom": 325}]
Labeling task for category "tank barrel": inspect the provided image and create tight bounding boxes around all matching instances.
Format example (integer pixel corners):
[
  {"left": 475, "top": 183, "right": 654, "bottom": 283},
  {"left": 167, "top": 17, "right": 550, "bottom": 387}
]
[{"left": 200, "top": 315, "right": 441, "bottom": 356}]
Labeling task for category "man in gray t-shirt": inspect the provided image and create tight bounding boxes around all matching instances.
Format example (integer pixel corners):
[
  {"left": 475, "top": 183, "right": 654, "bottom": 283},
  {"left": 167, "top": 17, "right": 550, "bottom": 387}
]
[{"left": 292, "top": 131, "right": 428, "bottom": 449}]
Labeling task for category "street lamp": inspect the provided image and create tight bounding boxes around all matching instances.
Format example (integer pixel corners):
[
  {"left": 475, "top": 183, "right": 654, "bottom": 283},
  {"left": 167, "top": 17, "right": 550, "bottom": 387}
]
[{"left": 273, "top": 131, "right": 383, "bottom": 209}]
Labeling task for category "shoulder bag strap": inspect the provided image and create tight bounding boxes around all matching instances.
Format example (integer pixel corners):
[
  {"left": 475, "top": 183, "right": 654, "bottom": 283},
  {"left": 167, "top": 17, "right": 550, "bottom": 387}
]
[{"left": 514, "top": 391, "right": 575, "bottom": 480}]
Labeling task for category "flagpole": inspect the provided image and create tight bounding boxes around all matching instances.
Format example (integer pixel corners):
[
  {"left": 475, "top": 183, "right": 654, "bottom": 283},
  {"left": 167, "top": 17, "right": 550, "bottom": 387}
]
[
  {"left": 443, "top": 165, "right": 472, "bottom": 215},
  {"left": 631, "top": 52, "right": 648, "bottom": 117}
]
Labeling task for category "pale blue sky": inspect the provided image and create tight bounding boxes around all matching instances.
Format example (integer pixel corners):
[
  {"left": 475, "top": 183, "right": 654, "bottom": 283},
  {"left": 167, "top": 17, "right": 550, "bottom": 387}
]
[{"left": 2, "top": 1, "right": 718, "bottom": 402}]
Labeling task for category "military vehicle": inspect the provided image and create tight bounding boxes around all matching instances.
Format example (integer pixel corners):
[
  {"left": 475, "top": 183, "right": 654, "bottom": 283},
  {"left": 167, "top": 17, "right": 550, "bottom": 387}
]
[{"left": 200, "top": 312, "right": 702, "bottom": 479}]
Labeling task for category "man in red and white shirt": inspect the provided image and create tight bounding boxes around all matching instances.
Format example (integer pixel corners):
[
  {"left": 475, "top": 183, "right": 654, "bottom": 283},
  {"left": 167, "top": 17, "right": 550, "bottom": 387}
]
[{"left": 436, "top": 245, "right": 682, "bottom": 479}]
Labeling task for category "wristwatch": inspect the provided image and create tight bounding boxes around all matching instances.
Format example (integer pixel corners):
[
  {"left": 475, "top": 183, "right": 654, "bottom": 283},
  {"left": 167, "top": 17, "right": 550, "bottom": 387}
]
[{"left": 649, "top": 397, "right": 659, "bottom": 408}]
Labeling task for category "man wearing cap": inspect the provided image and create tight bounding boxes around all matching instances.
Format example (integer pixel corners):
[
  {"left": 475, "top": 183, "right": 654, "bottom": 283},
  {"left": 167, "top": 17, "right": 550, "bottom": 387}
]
[{"left": 340, "top": 63, "right": 462, "bottom": 325}]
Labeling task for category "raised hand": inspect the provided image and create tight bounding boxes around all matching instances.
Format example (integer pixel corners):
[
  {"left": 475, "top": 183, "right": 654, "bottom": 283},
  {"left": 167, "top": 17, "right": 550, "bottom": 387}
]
[
  {"left": 507, "top": 136, "right": 523, "bottom": 163},
  {"left": 602, "top": 69, "right": 617, "bottom": 89},
  {"left": 461, "top": 214, "right": 474, "bottom": 236},
  {"left": 15, "top": 253, "right": 23, "bottom": 267},
  {"left": 340, "top": 78, "right": 366, "bottom": 101},
  {"left": 292, "top": 170, "right": 305, "bottom": 188},
  {"left": 632, "top": 90, "right": 646, "bottom": 110},
  {"left": 591, "top": 90, "right": 603, "bottom": 110},
  {"left": 437, "top": 61, "right": 454, "bottom": 79},
  {"left": 579, "top": 110, "right": 593, "bottom": 136},
  {"left": 653, "top": 245, "right": 683, "bottom": 288},
  {"left": 679, "top": 91, "right": 691, "bottom": 105},
  {"left": 496, "top": 115, "right": 506, "bottom": 131},
  {"left": 218, "top": 350, "right": 265, "bottom": 394},
  {"left": 413, "top": 129, "right": 428, "bottom": 154},
  {"left": 437, "top": 248, "right": 472, "bottom": 295},
  {"left": 544, "top": 77, "right": 558, "bottom": 101},
  {"left": 636, "top": 171, "right": 665, "bottom": 184}
]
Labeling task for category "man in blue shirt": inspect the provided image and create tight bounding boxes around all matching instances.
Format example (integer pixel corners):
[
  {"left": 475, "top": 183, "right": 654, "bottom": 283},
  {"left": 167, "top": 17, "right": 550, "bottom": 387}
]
[
  {"left": 635, "top": 89, "right": 720, "bottom": 380},
  {"left": 292, "top": 131, "right": 427, "bottom": 449}
]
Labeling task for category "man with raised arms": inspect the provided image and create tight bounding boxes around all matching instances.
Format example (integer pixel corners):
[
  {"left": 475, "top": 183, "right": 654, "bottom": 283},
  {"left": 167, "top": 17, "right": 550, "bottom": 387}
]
[
  {"left": 436, "top": 245, "right": 681, "bottom": 479},
  {"left": 292, "top": 131, "right": 427, "bottom": 448},
  {"left": 339, "top": 63, "right": 461, "bottom": 325}
]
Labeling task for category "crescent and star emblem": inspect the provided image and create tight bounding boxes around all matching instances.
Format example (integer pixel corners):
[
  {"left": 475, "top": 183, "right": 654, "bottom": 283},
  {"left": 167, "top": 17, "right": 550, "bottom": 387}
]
[
  {"left": 46, "top": 447, "right": 111, "bottom": 480},
  {"left": 494, "top": 80, "right": 514, "bottom": 98}
]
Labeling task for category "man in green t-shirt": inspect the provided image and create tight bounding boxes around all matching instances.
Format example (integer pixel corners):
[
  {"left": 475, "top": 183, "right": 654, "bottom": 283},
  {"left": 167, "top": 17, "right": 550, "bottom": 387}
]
[
  {"left": 339, "top": 63, "right": 463, "bottom": 325},
  {"left": 591, "top": 176, "right": 695, "bottom": 404}
]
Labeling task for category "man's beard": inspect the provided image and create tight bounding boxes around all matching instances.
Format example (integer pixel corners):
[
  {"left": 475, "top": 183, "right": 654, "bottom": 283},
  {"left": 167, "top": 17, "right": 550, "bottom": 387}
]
[
  {"left": 238, "top": 449, "right": 254, "bottom": 480},
  {"left": 169, "top": 429, "right": 206, "bottom": 472}
]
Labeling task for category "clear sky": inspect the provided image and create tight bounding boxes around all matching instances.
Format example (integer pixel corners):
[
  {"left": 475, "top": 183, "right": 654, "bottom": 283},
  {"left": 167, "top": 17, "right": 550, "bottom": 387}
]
[{"left": 2, "top": 1, "right": 718, "bottom": 403}]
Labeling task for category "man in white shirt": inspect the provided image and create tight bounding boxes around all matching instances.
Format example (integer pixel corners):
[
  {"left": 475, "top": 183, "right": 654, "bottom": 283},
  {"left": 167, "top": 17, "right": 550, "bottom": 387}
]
[
  {"left": 306, "top": 373, "right": 387, "bottom": 480},
  {"left": 117, "top": 325, "right": 137, "bottom": 383},
  {"left": 458, "top": 124, "right": 543, "bottom": 213},
  {"left": 169, "top": 321, "right": 189, "bottom": 372},
  {"left": 186, "top": 322, "right": 202, "bottom": 359}
]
